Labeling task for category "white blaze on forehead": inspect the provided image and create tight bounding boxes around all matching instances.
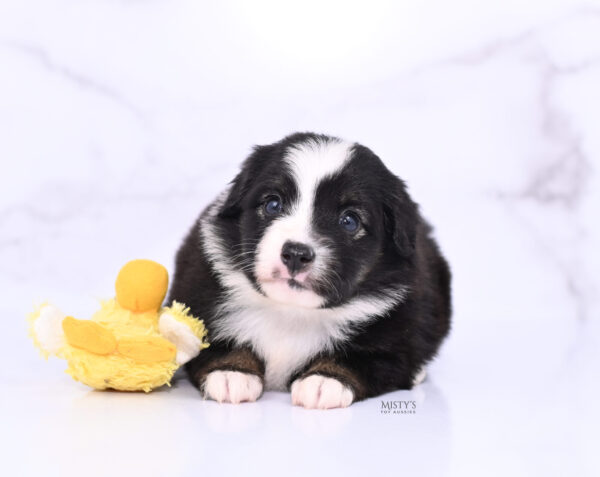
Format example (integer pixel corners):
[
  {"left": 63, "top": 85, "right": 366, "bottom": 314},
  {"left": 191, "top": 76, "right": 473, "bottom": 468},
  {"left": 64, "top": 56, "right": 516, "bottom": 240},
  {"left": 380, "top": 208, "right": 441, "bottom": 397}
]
[{"left": 284, "top": 139, "right": 354, "bottom": 232}]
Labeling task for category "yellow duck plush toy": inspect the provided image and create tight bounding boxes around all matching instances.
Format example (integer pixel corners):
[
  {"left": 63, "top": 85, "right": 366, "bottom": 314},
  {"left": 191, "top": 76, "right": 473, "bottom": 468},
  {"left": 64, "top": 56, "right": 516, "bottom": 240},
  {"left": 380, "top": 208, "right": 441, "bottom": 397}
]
[{"left": 28, "top": 259, "right": 208, "bottom": 392}]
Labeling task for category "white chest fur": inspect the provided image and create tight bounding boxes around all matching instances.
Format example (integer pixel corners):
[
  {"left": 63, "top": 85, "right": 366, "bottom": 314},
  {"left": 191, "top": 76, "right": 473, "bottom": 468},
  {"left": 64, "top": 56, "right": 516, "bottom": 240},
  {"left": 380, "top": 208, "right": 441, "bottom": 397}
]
[
  {"left": 213, "top": 302, "right": 352, "bottom": 390},
  {"left": 210, "top": 274, "right": 407, "bottom": 390}
]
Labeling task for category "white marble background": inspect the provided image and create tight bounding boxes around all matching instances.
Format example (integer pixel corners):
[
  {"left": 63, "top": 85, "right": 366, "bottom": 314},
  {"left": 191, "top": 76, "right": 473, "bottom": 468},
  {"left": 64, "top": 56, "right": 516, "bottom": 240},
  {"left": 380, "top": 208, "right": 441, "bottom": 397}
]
[{"left": 1, "top": 1, "right": 598, "bottom": 476}]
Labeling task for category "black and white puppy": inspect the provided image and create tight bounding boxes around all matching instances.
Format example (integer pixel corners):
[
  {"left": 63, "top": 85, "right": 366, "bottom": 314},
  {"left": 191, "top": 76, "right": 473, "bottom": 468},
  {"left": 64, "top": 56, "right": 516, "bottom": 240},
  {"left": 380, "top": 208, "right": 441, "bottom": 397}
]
[{"left": 168, "top": 132, "right": 451, "bottom": 409}]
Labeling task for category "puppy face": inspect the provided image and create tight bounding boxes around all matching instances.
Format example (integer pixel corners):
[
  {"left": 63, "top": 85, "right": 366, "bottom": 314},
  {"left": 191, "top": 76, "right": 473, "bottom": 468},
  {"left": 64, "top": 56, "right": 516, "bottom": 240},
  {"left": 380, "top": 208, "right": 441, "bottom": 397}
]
[{"left": 217, "top": 133, "right": 416, "bottom": 308}]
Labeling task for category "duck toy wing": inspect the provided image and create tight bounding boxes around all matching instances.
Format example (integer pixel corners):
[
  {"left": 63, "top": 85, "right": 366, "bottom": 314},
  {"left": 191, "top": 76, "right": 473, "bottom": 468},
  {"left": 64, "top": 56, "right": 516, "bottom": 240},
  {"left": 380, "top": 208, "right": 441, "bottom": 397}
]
[{"left": 28, "top": 259, "right": 209, "bottom": 392}]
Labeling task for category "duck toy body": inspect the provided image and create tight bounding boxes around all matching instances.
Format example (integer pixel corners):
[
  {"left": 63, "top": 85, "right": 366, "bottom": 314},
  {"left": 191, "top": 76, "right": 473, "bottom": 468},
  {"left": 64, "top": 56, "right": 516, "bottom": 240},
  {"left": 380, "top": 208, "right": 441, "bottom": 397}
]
[{"left": 28, "top": 259, "right": 208, "bottom": 392}]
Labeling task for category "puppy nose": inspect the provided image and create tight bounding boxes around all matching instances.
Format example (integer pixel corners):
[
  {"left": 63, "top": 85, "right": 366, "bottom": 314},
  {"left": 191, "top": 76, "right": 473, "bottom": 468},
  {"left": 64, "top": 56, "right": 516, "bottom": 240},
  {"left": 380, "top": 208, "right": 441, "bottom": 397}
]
[{"left": 280, "top": 241, "right": 315, "bottom": 275}]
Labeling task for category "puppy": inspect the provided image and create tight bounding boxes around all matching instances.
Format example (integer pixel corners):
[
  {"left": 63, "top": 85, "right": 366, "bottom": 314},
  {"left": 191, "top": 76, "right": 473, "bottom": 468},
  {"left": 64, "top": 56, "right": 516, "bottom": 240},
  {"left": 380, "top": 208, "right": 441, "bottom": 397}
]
[{"left": 168, "top": 132, "right": 451, "bottom": 409}]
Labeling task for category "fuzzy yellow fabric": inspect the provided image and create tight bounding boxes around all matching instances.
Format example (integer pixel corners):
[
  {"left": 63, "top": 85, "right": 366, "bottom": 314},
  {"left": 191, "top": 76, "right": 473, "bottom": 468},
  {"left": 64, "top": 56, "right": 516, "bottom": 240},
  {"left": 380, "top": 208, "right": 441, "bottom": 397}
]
[
  {"left": 28, "top": 259, "right": 209, "bottom": 392},
  {"left": 62, "top": 344, "right": 179, "bottom": 392},
  {"left": 117, "top": 336, "right": 177, "bottom": 363}
]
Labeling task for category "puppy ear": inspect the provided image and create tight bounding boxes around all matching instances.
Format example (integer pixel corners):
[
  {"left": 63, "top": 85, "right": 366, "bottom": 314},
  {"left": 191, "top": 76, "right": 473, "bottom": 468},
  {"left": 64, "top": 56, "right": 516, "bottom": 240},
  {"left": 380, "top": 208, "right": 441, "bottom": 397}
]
[
  {"left": 383, "top": 178, "right": 418, "bottom": 259},
  {"left": 218, "top": 169, "right": 248, "bottom": 218},
  {"left": 218, "top": 144, "right": 274, "bottom": 218}
]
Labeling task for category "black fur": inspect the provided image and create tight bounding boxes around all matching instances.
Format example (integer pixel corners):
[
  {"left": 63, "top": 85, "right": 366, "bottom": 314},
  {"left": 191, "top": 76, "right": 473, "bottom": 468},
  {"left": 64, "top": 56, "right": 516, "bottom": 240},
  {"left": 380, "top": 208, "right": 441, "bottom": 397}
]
[{"left": 169, "top": 132, "right": 451, "bottom": 401}]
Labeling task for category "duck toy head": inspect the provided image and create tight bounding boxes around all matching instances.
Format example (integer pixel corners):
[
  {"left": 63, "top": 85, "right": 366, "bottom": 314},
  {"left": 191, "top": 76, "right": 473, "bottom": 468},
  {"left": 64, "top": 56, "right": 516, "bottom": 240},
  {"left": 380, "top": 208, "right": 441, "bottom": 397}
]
[{"left": 28, "top": 259, "right": 209, "bottom": 392}]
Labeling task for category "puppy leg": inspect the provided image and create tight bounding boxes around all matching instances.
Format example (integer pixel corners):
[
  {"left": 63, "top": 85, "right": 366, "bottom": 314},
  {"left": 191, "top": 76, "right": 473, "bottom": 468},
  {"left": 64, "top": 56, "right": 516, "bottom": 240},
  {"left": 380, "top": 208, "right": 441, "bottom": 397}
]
[
  {"left": 186, "top": 345, "right": 265, "bottom": 404},
  {"left": 290, "top": 354, "right": 424, "bottom": 408},
  {"left": 290, "top": 357, "right": 367, "bottom": 410},
  {"left": 412, "top": 366, "right": 427, "bottom": 386},
  {"left": 291, "top": 374, "right": 354, "bottom": 409},
  {"left": 204, "top": 370, "right": 263, "bottom": 404}
]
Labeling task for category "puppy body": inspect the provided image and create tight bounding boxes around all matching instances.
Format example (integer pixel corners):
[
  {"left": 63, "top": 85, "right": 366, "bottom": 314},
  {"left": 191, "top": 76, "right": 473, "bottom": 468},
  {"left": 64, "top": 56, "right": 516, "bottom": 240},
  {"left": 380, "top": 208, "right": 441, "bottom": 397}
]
[{"left": 169, "top": 133, "right": 451, "bottom": 408}]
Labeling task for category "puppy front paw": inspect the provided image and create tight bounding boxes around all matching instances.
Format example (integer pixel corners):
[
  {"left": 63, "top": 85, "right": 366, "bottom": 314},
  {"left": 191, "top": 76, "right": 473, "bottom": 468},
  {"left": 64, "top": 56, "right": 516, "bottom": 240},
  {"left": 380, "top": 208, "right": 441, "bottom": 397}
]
[
  {"left": 203, "top": 370, "right": 263, "bottom": 404},
  {"left": 291, "top": 375, "right": 354, "bottom": 409}
]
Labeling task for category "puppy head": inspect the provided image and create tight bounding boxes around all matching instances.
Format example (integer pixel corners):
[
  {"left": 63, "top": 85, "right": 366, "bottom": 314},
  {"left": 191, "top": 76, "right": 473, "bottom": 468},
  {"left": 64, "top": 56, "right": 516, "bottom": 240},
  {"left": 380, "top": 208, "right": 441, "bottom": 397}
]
[{"left": 218, "top": 133, "right": 417, "bottom": 308}]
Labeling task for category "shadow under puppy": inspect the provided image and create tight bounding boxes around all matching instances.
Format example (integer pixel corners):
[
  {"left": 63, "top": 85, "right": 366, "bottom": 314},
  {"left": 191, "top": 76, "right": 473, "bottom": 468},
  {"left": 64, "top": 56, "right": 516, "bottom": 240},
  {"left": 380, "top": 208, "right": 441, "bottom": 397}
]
[{"left": 168, "top": 132, "right": 451, "bottom": 409}]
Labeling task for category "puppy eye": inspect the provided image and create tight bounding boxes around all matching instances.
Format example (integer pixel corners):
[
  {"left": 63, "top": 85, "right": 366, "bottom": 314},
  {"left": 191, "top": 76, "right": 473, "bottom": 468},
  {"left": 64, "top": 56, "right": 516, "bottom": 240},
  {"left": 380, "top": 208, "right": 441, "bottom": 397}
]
[
  {"left": 339, "top": 212, "right": 360, "bottom": 233},
  {"left": 264, "top": 196, "right": 283, "bottom": 216}
]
